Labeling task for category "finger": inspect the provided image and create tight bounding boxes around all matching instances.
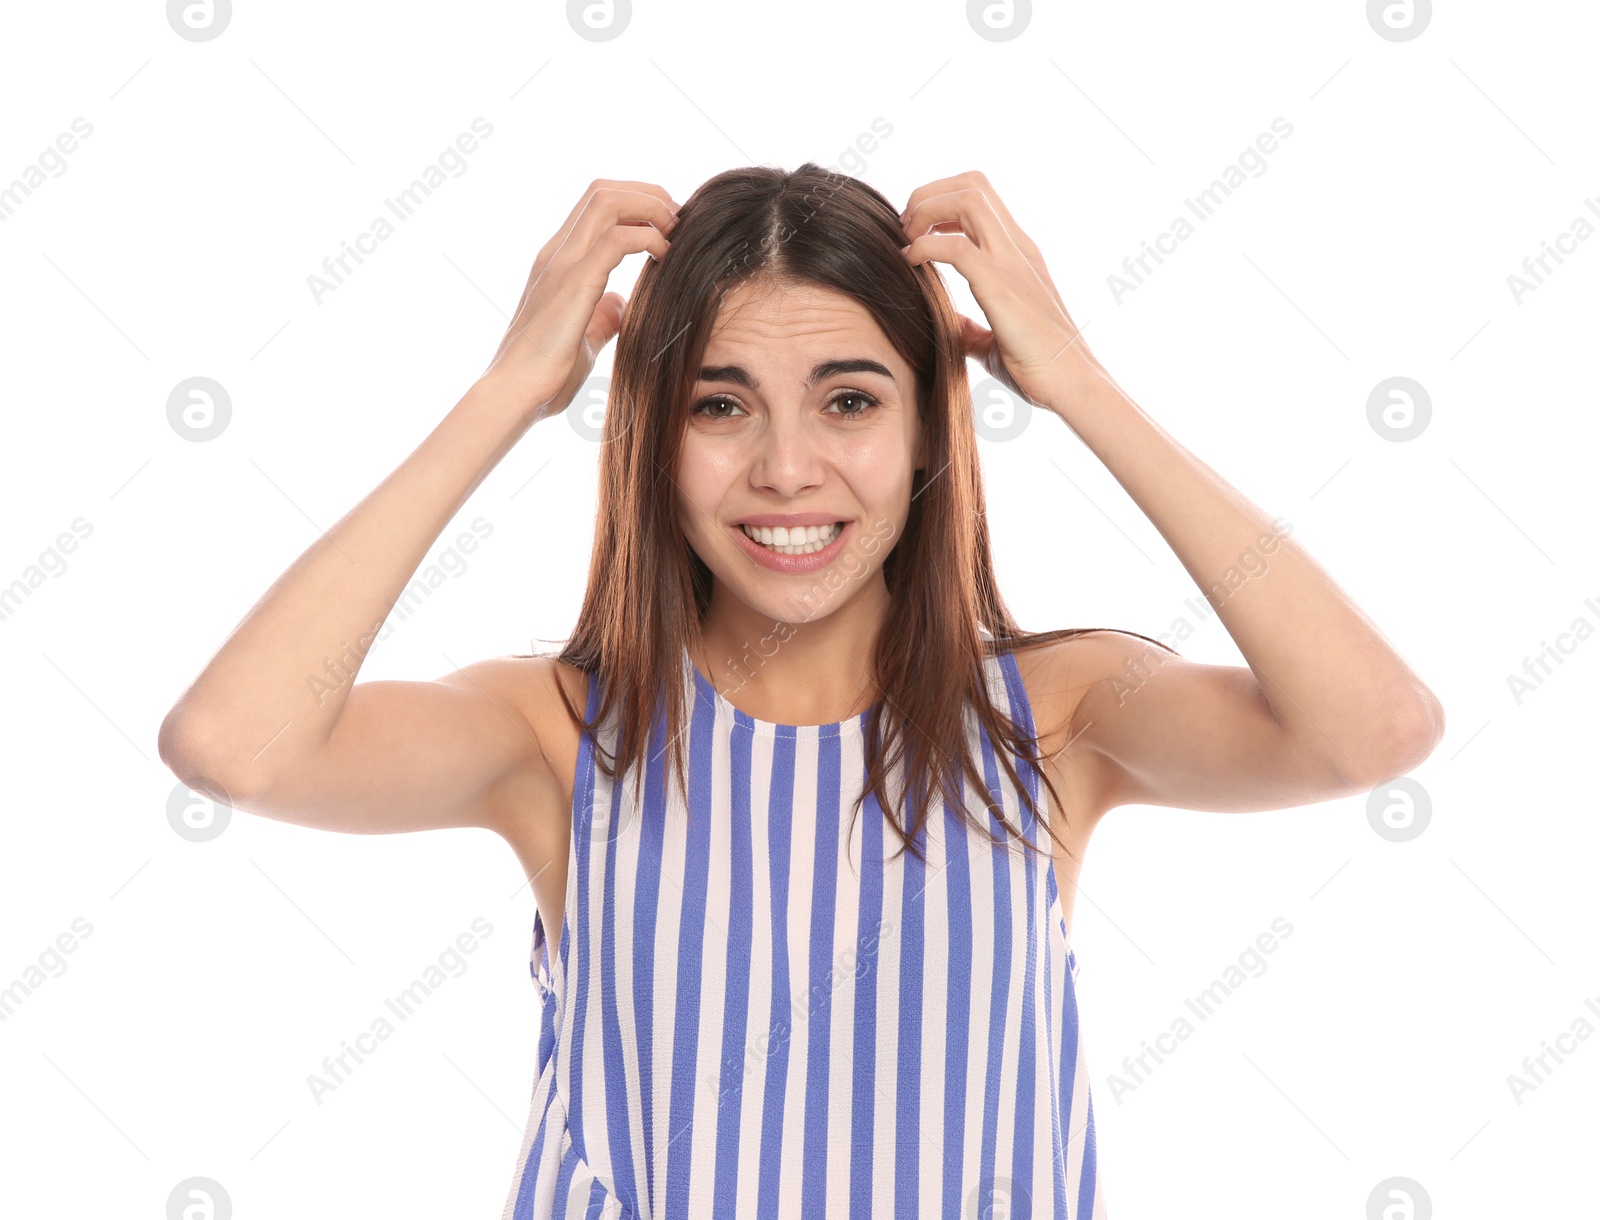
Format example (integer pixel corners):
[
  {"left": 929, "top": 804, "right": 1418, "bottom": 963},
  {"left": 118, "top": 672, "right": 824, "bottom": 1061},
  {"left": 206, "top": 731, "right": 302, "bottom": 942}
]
[
  {"left": 959, "top": 312, "right": 994, "bottom": 344},
  {"left": 956, "top": 313, "right": 991, "bottom": 362},
  {"left": 904, "top": 234, "right": 1082, "bottom": 372},
  {"left": 901, "top": 231, "right": 984, "bottom": 281},
  {"left": 558, "top": 179, "right": 679, "bottom": 236},
  {"left": 903, "top": 170, "right": 1033, "bottom": 259},
  {"left": 548, "top": 188, "right": 677, "bottom": 275},
  {"left": 536, "top": 181, "right": 679, "bottom": 271},
  {"left": 586, "top": 291, "right": 628, "bottom": 350},
  {"left": 899, "top": 171, "right": 989, "bottom": 224},
  {"left": 558, "top": 187, "right": 679, "bottom": 255},
  {"left": 902, "top": 171, "right": 1066, "bottom": 315},
  {"left": 565, "top": 223, "right": 670, "bottom": 291},
  {"left": 902, "top": 187, "right": 1010, "bottom": 253},
  {"left": 504, "top": 225, "right": 661, "bottom": 359}
]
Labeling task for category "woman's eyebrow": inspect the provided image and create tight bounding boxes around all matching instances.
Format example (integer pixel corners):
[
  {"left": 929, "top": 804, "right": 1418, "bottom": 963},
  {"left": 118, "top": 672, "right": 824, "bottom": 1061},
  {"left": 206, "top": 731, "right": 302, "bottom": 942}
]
[{"left": 696, "top": 358, "right": 895, "bottom": 390}]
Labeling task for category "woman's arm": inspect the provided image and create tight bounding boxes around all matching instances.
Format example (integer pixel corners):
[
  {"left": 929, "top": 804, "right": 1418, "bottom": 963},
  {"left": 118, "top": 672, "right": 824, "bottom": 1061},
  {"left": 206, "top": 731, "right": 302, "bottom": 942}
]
[
  {"left": 157, "top": 179, "right": 677, "bottom": 835},
  {"left": 1044, "top": 359, "right": 1445, "bottom": 811},
  {"left": 159, "top": 379, "right": 558, "bottom": 832},
  {"left": 900, "top": 170, "right": 1443, "bottom": 812},
  {"left": 1036, "top": 359, "right": 1446, "bottom": 812}
]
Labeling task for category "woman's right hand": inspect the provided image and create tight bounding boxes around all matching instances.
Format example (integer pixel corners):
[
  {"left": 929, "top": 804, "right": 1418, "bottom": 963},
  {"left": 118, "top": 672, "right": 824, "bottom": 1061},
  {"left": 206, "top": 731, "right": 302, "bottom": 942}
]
[{"left": 480, "top": 179, "right": 678, "bottom": 425}]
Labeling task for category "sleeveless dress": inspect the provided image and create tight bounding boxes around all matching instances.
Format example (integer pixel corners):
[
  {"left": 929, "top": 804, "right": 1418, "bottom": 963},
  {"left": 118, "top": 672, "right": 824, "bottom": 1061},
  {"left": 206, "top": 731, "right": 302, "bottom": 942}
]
[{"left": 500, "top": 642, "right": 1108, "bottom": 1220}]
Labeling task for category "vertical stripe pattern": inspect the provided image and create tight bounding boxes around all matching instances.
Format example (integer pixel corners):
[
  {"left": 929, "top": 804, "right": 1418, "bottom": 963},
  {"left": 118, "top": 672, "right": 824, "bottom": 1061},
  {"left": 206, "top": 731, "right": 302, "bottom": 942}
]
[{"left": 500, "top": 642, "right": 1109, "bottom": 1220}]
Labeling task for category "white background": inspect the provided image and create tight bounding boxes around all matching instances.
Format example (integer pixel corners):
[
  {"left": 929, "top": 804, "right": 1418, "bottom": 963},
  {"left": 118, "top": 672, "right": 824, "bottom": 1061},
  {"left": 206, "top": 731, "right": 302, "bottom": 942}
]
[{"left": 2, "top": 0, "right": 1595, "bottom": 1216}]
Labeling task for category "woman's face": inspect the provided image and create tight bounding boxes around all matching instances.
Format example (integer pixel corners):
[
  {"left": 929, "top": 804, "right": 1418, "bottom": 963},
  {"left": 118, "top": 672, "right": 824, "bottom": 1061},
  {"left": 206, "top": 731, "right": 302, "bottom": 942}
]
[{"left": 675, "top": 277, "right": 926, "bottom": 628}]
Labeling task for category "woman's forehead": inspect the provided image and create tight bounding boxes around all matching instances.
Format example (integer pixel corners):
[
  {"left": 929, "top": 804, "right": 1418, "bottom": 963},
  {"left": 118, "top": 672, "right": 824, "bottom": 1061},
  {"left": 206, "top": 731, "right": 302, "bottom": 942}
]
[
  {"left": 701, "top": 284, "right": 901, "bottom": 374},
  {"left": 710, "top": 279, "right": 877, "bottom": 332}
]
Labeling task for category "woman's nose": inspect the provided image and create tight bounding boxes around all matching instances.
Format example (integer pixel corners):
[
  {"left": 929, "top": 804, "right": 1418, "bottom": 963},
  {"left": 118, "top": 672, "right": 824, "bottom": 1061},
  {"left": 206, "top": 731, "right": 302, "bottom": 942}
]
[{"left": 749, "top": 410, "right": 826, "bottom": 494}]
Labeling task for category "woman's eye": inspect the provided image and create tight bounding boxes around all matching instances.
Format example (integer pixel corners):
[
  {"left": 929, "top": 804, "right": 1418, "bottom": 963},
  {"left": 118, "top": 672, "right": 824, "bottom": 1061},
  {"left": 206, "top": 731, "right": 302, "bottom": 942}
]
[
  {"left": 826, "top": 391, "right": 880, "bottom": 418},
  {"left": 692, "top": 396, "right": 746, "bottom": 419},
  {"left": 690, "top": 391, "right": 880, "bottom": 420}
]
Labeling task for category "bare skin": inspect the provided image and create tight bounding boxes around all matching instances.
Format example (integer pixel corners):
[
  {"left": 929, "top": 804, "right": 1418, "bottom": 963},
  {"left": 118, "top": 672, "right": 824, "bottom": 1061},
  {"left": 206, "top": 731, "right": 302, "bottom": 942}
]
[
  {"left": 492, "top": 270, "right": 1120, "bottom": 959},
  {"left": 155, "top": 178, "right": 681, "bottom": 947},
  {"left": 673, "top": 277, "right": 923, "bottom": 726},
  {"left": 495, "top": 642, "right": 1111, "bottom": 965},
  {"left": 159, "top": 170, "right": 1443, "bottom": 990}
]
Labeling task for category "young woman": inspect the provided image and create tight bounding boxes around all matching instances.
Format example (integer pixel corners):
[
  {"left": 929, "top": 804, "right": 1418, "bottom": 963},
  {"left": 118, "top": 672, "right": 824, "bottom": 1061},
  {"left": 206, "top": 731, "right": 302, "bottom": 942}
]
[{"left": 159, "top": 164, "right": 1444, "bottom": 1220}]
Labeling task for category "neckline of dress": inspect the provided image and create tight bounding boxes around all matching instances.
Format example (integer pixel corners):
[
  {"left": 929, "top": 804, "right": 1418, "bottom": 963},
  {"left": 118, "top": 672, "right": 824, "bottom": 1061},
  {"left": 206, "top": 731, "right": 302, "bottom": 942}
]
[{"left": 683, "top": 644, "right": 877, "bottom": 737}]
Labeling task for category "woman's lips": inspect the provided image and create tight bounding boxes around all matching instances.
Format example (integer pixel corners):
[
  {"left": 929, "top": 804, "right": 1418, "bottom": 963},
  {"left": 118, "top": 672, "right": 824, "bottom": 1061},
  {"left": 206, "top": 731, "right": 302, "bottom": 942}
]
[{"left": 730, "top": 520, "right": 854, "bottom": 573}]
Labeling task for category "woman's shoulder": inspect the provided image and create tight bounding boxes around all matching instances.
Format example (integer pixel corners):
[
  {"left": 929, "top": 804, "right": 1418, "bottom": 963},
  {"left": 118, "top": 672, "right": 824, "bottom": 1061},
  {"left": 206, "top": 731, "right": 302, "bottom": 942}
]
[
  {"left": 996, "top": 626, "right": 1174, "bottom": 756},
  {"left": 990, "top": 630, "right": 1138, "bottom": 866},
  {"left": 481, "top": 651, "right": 591, "bottom": 709},
  {"left": 467, "top": 653, "right": 593, "bottom": 772}
]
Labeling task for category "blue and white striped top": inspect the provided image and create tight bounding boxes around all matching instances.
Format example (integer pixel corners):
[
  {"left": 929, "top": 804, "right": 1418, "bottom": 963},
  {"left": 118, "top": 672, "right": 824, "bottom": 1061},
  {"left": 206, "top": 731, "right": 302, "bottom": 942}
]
[{"left": 501, "top": 641, "right": 1107, "bottom": 1219}]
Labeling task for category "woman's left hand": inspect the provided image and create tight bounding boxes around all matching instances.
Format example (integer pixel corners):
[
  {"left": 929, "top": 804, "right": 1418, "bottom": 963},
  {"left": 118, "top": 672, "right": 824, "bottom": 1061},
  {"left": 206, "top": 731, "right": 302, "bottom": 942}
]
[{"left": 899, "top": 171, "right": 1102, "bottom": 416}]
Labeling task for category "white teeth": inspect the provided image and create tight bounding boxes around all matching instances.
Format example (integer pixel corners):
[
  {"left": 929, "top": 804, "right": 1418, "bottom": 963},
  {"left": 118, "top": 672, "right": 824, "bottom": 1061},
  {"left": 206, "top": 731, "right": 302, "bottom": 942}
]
[{"left": 740, "top": 521, "right": 843, "bottom": 555}]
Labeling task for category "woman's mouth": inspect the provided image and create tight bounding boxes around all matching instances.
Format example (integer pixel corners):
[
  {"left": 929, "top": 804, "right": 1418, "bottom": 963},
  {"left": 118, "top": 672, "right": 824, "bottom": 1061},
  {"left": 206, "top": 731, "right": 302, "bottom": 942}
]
[
  {"left": 738, "top": 521, "right": 844, "bottom": 555},
  {"left": 729, "top": 520, "right": 854, "bottom": 572}
]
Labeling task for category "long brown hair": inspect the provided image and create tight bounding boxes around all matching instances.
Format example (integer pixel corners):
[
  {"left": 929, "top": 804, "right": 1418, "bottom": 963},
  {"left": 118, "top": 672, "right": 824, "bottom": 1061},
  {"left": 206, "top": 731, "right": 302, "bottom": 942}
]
[{"left": 528, "top": 162, "right": 1178, "bottom": 872}]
